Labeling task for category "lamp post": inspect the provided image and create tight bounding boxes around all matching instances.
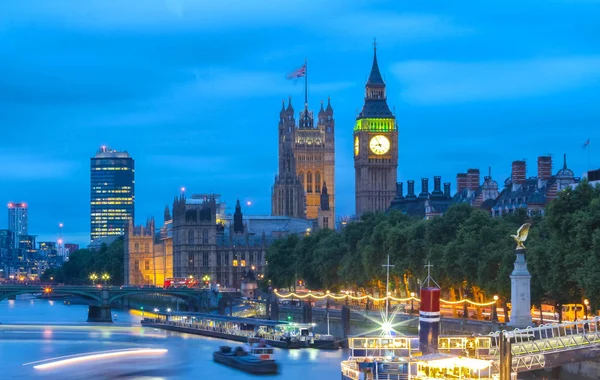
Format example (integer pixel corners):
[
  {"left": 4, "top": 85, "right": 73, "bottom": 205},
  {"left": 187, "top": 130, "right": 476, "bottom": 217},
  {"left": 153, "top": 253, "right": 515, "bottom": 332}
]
[
  {"left": 584, "top": 299, "right": 590, "bottom": 320},
  {"left": 493, "top": 295, "right": 499, "bottom": 322},
  {"left": 202, "top": 275, "right": 210, "bottom": 287},
  {"left": 101, "top": 273, "right": 110, "bottom": 286},
  {"left": 89, "top": 273, "right": 98, "bottom": 286},
  {"left": 410, "top": 292, "right": 415, "bottom": 315}
]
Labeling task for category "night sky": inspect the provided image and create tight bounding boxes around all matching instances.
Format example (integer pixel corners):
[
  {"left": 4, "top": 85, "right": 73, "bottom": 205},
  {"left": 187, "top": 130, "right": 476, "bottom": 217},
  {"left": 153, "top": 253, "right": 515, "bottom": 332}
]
[{"left": 1, "top": 0, "right": 599, "bottom": 246}]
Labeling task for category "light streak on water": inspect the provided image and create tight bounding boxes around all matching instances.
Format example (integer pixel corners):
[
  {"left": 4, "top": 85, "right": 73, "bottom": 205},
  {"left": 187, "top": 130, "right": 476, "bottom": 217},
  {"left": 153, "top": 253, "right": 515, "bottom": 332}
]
[{"left": 25, "top": 348, "right": 168, "bottom": 370}]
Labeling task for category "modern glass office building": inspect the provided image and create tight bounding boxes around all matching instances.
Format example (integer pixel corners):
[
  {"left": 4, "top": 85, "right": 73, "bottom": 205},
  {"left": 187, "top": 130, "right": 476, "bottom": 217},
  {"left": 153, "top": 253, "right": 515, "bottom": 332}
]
[
  {"left": 90, "top": 146, "right": 135, "bottom": 242},
  {"left": 7, "top": 202, "right": 28, "bottom": 248}
]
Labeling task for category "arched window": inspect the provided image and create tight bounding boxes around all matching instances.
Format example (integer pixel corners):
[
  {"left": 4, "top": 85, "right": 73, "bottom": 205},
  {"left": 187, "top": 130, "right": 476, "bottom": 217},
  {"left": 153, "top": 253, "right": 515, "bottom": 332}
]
[
  {"left": 134, "top": 243, "right": 139, "bottom": 253},
  {"left": 188, "top": 230, "right": 194, "bottom": 245},
  {"left": 307, "top": 172, "right": 313, "bottom": 193},
  {"left": 202, "top": 229, "right": 209, "bottom": 244},
  {"left": 144, "top": 243, "right": 149, "bottom": 252},
  {"left": 315, "top": 172, "right": 321, "bottom": 193},
  {"left": 298, "top": 172, "right": 304, "bottom": 190}
]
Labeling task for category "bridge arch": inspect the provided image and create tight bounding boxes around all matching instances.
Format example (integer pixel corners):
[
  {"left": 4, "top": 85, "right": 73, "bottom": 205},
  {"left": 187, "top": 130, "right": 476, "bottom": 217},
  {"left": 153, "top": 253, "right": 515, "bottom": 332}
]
[
  {"left": 107, "top": 290, "right": 203, "bottom": 305},
  {"left": 0, "top": 289, "right": 102, "bottom": 304}
]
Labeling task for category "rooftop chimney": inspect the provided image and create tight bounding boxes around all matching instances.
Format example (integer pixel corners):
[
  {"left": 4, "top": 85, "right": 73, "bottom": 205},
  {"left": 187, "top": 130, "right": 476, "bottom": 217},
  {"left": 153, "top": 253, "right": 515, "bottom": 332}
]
[
  {"left": 467, "top": 169, "right": 480, "bottom": 191},
  {"left": 511, "top": 160, "right": 526, "bottom": 185},
  {"left": 457, "top": 173, "right": 468, "bottom": 192},
  {"left": 537, "top": 156, "right": 552, "bottom": 181},
  {"left": 406, "top": 180, "right": 416, "bottom": 200},
  {"left": 396, "top": 182, "right": 404, "bottom": 199},
  {"left": 443, "top": 182, "right": 452, "bottom": 198},
  {"left": 419, "top": 178, "right": 430, "bottom": 199},
  {"left": 431, "top": 176, "right": 444, "bottom": 198}
]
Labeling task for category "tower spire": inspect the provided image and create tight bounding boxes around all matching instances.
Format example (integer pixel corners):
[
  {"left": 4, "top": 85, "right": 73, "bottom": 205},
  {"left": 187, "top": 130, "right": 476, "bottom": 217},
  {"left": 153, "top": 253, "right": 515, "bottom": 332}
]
[{"left": 367, "top": 38, "right": 385, "bottom": 86}]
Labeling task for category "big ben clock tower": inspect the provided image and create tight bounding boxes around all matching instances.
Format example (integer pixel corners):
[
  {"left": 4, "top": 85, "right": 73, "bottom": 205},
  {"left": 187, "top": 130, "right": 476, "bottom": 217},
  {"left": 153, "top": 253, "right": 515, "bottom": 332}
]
[{"left": 354, "top": 42, "right": 398, "bottom": 217}]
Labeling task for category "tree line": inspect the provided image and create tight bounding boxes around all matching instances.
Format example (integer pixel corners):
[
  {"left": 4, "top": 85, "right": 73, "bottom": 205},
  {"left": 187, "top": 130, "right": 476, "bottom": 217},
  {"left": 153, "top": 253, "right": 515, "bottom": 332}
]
[
  {"left": 42, "top": 238, "right": 124, "bottom": 285},
  {"left": 265, "top": 180, "right": 600, "bottom": 314}
]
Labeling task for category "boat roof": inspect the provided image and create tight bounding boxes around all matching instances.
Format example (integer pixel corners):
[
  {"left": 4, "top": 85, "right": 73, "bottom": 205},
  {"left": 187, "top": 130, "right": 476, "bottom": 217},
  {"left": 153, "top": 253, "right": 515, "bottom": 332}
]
[{"left": 163, "top": 312, "right": 291, "bottom": 327}]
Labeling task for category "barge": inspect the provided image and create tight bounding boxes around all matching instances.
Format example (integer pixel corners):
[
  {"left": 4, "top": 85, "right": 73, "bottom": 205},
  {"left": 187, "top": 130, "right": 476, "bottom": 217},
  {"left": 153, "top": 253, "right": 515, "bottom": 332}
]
[
  {"left": 142, "top": 312, "right": 322, "bottom": 349},
  {"left": 213, "top": 346, "right": 278, "bottom": 375}
]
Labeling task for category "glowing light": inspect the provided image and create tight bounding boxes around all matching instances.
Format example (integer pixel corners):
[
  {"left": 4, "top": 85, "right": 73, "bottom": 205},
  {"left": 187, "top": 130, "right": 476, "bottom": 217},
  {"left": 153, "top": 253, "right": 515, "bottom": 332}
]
[
  {"left": 246, "top": 201, "right": 252, "bottom": 206},
  {"left": 32, "top": 348, "right": 168, "bottom": 370},
  {"left": 181, "top": 187, "right": 186, "bottom": 192},
  {"left": 381, "top": 321, "right": 393, "bottom": 336},
  {"left": 493, "top": 295, "right": 499, "bottom": 301},
  {"left": 59, "top": 223, "right": 64, "bottom": 228}
]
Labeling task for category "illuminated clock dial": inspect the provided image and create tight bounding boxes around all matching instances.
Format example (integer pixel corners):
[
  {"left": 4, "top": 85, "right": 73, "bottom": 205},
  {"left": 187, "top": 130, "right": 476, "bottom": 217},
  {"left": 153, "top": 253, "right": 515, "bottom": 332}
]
[
  {"left": 354, "top": 136, "right": 359, "bottom": 156},
  {"left": 369, "top": 135, "right": 390, "bottom": 155}
]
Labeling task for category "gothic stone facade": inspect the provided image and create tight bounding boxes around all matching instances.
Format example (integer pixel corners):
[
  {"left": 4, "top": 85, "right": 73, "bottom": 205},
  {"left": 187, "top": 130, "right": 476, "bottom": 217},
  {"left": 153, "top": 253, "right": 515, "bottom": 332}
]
[{"left": 272, "top": 97, "right": 336, "bottom": 224}]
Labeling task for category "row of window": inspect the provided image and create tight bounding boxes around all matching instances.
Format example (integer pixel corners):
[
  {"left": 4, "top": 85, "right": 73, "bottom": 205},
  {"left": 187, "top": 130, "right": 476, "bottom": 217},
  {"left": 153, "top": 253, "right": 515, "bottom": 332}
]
[
  {"left": 92, "top": 167, "right": 132, "bottom": 171},
  {"left": 298, "top": 171, "right": 322, "bottom": 193}
]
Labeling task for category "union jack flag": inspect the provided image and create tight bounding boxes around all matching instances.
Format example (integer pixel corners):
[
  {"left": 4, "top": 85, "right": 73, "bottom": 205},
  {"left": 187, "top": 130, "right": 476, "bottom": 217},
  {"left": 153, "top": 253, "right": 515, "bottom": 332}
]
[
  {"left": 286, "top": 64, "right": 306, "bottom": 80},
  {"left": 583, "top": 138, "right": 590, "bottom": 149}
]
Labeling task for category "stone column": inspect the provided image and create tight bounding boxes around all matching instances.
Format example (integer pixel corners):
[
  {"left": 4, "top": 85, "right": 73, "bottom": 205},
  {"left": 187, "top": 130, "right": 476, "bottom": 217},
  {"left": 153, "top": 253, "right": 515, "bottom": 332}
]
[{"left": 507, "top": 248, "right": 533, "bottom": 328}]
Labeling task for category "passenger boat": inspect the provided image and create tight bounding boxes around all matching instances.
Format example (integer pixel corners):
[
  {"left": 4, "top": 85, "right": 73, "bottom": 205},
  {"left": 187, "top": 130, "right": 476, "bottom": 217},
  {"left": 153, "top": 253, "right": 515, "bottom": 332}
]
[
  {"left": 340, "top": 336, "right": 499, "bottom": 380},
  {"left": 213, "top": 345, "right": 278, "bottom": 375}
]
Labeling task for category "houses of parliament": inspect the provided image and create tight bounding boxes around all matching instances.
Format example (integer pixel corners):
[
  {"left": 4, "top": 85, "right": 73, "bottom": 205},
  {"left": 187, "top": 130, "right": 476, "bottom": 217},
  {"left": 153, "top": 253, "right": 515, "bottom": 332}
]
[{"left": 271, "top": 43, "right": 398, "bottom": 224}]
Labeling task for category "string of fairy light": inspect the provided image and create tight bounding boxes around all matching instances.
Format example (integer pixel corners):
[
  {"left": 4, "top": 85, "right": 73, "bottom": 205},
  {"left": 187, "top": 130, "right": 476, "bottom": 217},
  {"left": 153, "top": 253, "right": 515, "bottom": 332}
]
[{"left": 273, "top": 290, "right": 499, "bottom": 307}]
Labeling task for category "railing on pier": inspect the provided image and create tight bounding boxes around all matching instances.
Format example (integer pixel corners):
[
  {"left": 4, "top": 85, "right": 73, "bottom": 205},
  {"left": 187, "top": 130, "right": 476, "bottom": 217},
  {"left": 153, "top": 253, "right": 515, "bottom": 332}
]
[{"left": 488, "top": 317, "right": 600, "bottom": 373}]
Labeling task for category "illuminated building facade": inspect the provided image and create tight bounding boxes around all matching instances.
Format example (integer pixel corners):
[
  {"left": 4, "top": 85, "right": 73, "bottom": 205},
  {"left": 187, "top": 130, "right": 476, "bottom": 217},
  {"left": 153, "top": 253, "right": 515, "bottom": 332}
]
[
  {"left": 272, "top": 97, "right": 335, "bottom": 221},
  {"left": 354, "top": 44, "right": 398, "bottom": 217},
  {"left": 90, "top": 146, "right": 135, "bottom": 242},
  {"left": 8, "top": 202, "right": 28, "bottom": 248},
  {"left": 125, "top": 193, "right": 313, "bottom": 287}
]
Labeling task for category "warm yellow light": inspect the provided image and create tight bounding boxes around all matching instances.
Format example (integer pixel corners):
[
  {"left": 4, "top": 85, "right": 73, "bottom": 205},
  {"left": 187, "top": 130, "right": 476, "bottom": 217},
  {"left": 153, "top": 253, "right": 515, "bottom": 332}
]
[{"left": 493, "top": 295, "right": 499, "bottom": 301}]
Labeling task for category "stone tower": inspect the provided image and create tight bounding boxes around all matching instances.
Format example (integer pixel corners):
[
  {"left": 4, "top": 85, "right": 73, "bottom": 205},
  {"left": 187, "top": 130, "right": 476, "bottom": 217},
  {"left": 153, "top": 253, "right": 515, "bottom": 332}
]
[
  {"left": 354, "top": 43, "right": 398, "bottom": 217},
  {"left": 124, "top": 218, "right": 156, "bottom": 285},
  {"left": 293, "top": 97, "right": 335, "bottom": 221},
  {"left": 271, "top": 98, "right": 306, "bottom": 218}
]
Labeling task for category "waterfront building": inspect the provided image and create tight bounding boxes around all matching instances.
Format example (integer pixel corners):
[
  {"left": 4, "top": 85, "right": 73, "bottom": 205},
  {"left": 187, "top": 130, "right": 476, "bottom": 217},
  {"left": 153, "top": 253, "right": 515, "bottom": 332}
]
[
  {"left": 125, "top": 194, "right": 313, "bottom": 288},
  {"left": 271, "top": 97, "right": 335, "bottom": 221},
  {"left": 7, "top": 202, "right": 28, "bottom": 248},
  {"left": 90, "top": 146, "right": 135, "bottom": 242},
  {"left": 354, "top": 43, "right": 398, "bottom": 217}
]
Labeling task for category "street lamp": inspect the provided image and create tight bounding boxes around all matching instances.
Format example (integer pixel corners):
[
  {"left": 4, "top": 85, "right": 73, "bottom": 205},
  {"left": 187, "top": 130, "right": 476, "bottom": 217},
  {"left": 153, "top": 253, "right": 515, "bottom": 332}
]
[
  {"left": 584, "top": 299, "right": 590, "bottom": 320},
  {"left": 493, "top": 295, "right": 499, "bottom": 322},
  {"left": 410, "top": 292, "right": 415, "bottom": 315},
  {"left": 102, "top": 273, "right": 110, "bottom": 286},
  {"left": 90, "top": 273, "right": 98, "bottom": 286},
  {"left": 202, "top": 275, "right": 211, "bottom": 286}
]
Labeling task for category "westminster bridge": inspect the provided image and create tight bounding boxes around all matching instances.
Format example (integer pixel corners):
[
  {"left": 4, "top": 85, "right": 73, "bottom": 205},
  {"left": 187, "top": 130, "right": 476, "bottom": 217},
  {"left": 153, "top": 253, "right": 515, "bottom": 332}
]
[{"left": 0, "top": 284, "right": 230, "bottom": 322}]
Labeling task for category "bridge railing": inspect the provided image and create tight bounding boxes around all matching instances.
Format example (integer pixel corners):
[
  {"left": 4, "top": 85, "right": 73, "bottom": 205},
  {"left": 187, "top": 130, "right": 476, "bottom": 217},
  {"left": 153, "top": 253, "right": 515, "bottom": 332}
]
[{"left": 488, "top": 317, "right": 600, "bottom": 358}]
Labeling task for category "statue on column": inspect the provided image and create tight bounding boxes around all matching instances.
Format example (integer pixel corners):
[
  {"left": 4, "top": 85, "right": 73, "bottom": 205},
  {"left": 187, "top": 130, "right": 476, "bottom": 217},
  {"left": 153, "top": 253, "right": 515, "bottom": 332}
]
[{"left": 508, "top": 223, "right": 533, "bottom": 328}]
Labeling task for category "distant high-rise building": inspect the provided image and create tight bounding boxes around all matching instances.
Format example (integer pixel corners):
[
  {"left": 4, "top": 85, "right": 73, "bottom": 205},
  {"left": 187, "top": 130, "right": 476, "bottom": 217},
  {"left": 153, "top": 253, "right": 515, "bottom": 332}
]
[
  {"left": 90, "top": 146, "right": 135, "bottom": 242},
  {"left": 7, "top": 202, "right": 28, "bottom": 248}
]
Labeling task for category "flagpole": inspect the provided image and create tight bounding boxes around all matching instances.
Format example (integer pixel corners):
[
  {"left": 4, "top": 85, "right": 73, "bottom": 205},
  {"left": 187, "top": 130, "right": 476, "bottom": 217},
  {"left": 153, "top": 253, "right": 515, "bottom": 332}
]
[
  {"left": 304, "top": 58, "right": 308, "bottom": 108},
  {"left": 589, "top": 138, "right": 591, "bottom": 171}
]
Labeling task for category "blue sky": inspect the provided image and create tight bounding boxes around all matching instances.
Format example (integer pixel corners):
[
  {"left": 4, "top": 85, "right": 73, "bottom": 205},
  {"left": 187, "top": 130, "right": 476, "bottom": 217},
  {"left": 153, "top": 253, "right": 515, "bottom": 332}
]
[{"left": 1, "top": 0, "right": 600, "bottom": 246}]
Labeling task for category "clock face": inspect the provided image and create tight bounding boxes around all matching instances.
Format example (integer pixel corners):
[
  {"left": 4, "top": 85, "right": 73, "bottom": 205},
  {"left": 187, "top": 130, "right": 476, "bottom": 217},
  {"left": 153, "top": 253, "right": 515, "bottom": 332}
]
[
  {"left": 354, "top": 136, "right": 359, "bottom": 156},
  {"left": 369, "top": 135, "right": 390, "bottom": 155}
]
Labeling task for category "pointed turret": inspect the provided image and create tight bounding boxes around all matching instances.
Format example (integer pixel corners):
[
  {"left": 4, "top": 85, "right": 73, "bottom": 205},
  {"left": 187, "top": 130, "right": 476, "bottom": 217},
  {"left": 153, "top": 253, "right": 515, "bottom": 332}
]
[
  {"left": 357, "top": 40, "right": 393, "bottom": 119},
  {"left": 367, "top": 40, "right": 385, "bottom": 87},
  {"left": 320, "top": 182, "right": 330, "bottom": 211},
  {"left": 318, "top": 100, "right": 325, "bottom": 116},
  {"left": 286, "top": 96, "right": 294, "bottom": 113},
  {"left": 325, "top": 96, "right": 333, "bottom": 114},
  {"left": 164, "top": 205, "right": 171, "bottom": 222},
  {"left": 234, "top": 199, "right": 244, "bottom": 233}
]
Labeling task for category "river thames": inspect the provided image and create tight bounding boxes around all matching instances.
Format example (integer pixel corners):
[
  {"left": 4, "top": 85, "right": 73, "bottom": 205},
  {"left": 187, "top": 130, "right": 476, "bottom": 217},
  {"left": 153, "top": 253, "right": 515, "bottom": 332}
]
[
  {"left": 0, "top": 296, "right": 585, "bottom": 379},
  {"left": 0, "top": 297, "right": 345, "bottom": 379}
]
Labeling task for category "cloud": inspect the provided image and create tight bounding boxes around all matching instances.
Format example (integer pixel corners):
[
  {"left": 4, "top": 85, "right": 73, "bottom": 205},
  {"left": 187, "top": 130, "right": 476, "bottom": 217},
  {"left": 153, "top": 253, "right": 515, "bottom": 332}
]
[
  {"left": 327, "top": 12, "right": 470, "bottom": 44},
  {"left": 0, "top": 152, "right": 79, "bottom": 180},
  {"left": 391, "top": 56, "right": 600, "bottom": 104}
]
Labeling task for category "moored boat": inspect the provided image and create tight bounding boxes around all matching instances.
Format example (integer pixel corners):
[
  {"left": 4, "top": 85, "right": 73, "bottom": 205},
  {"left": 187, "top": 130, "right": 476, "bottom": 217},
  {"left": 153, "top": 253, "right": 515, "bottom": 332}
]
[{"left": 213, "top": 346, "right": 278, "bottom": 375}]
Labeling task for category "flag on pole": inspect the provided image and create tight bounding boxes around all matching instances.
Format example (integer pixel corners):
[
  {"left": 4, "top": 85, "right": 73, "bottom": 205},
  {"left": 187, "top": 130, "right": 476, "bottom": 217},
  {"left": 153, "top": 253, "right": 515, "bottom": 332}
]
[
  {"left": 583, "top": 138, "right": 590, "bottom": 149},
  {"left": 286, "top": 64, "right": 306, "bottom": 80}
]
